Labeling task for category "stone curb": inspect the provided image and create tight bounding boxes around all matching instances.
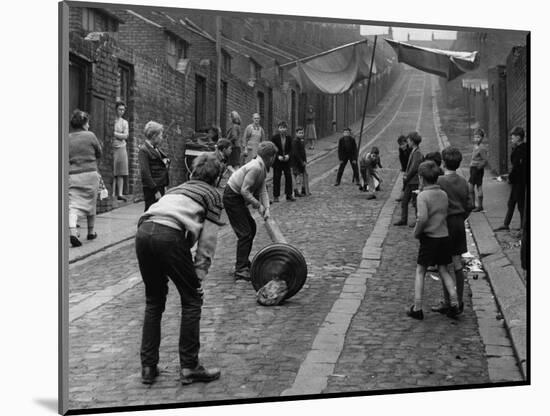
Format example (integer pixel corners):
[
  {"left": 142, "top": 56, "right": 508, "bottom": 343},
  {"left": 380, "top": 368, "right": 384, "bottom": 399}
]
[{"left": 431, "top": 78, "right": 527, "bottom": 380}]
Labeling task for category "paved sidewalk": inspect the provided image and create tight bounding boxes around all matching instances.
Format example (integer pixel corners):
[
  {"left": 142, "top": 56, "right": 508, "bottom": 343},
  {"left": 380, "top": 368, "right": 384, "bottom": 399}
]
[{"left": 432, "top": 78, "right": 527, "bottom": 379}]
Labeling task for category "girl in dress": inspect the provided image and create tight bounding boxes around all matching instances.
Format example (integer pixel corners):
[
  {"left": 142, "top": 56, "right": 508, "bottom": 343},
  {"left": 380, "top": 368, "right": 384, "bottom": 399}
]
[
  {"left": 305, "top": 105, "right": 317, "bottom": 150},
  {"left": 113, "top": 101, "right": 129, "bottom": 201}
]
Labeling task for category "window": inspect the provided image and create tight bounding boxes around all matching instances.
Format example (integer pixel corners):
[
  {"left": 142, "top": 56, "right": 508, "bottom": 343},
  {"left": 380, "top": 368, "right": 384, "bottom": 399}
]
[
  {"left": 81, "top": 8, "right": 118, "bottom": 33},
  {"left": 166, "top": 33, "right": 188, "bottom": 70},
  {"left": 222, "top": 50, "right": 232, "bottom": 74},
  {"left": 82, "top": 8, "right": 96, "bottom": 32},
  {"left": 250, "top": 59, "right": 261, "bottom": 81},
  {"left": 116, "top": 62, "right": 132, "bottom": 105}
]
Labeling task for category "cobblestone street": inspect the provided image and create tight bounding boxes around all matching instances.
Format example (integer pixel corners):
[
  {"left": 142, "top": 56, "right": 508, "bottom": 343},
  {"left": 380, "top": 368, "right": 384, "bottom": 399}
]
[{"left": 67, "top": 71, "right": 522, "bottom": 411}]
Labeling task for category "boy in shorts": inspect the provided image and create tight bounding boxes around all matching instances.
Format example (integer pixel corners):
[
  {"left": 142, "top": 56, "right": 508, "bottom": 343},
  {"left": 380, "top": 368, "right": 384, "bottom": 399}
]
[
  {"left": 407, "top": 160, "right": 460, "bottom": 320},
  {"left": 469, "top": 128, "right": 488, "bottom": 212},
  {"left": 433, "top": 146, "right": 473, "bottom": 314}
]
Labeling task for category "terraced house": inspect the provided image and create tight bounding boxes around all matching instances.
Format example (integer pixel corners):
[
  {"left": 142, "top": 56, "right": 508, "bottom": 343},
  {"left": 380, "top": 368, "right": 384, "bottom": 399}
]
[{"left": 65, "top": 2, "right": 399, "bottom": 211}]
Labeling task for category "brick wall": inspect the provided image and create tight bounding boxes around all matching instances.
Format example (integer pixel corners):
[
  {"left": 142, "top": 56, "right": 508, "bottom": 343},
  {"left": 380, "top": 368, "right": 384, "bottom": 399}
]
[
  {"left": 488, "top": 65, "right": 509, "bottom": 175},
  {"left": 506, "top": 45, "right": 527, "bottom": 171}
]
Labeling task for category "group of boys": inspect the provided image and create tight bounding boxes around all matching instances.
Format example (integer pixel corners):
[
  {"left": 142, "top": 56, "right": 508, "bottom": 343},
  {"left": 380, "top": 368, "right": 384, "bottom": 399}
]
[
  {"left": 334, "top": 127, "right": 383, "bottom": 200},
  {"left": 393, "top": 131, "right": 478, "bottom": 320}
]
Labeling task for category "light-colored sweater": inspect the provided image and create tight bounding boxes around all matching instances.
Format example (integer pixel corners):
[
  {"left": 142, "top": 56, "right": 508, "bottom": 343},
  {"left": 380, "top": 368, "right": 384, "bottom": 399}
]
[
  {"left": 414, "top": 184, "right": 449, "bottom": 239},
  {"left": 227, "top": 157, "right": 269, "bottom": 209}
]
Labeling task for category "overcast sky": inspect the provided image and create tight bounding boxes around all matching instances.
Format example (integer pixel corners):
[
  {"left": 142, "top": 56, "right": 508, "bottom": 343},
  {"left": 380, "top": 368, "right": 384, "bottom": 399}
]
[{"left": 360, "top": 25, "right": 457, "bottom": 41}]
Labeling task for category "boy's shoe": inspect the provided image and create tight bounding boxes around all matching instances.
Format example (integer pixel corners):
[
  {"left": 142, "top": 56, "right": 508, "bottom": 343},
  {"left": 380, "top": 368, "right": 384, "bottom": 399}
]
[
  {"left": 286, "top": 195, "right": 296, "bottom": 201},
  {"left": 472, "top": 206, "right": 484, "bottom": 212},
  {"left": 117, "top": 195, "right": 127, "bottom": 202},
  {"left": 431, "top": 302, "right": 450, "bottom": 314},
  {"left": 446, "top": 304, "right": 460, "bottom": 319},
  {"left": 87, "top": 232, "right": 98, "bottom": 241},
  {"left": 273, "top": 197, "right": 280, "bottom": 203},
  {"left": 180, "top": 364, "right": 221, "bottom": 385},
  {"left": 494, "top": 225, "right": 509, "bottom": 231},
  {"left": 406, "top": 305, "right": 424, "bottom": 320},
  {"left": 334, "top": 182, "right": 340, "bottom": 186},
  {"left": 141, "top": 365, "right": 159, "bottom": 385},
  {"left": 70, "top": 235, "right": 82, "bottom": 247},
  {"left": 458, "top": 302, "right": 464, "bottom": 314},
  {"left": 393, "top": 220, "right": 407, "bottom": 226},
  {"left": 408, "top": 222, "right": 416, "bottom": 228},
  {"left": 234, "top": 269, "right": 251, "bottom": 281},
  {"left": 395, "top": 197, "right": 402, "bottom": 202},
  {"left": 366, "top": 193, "right": 376, "bottom": 200}
]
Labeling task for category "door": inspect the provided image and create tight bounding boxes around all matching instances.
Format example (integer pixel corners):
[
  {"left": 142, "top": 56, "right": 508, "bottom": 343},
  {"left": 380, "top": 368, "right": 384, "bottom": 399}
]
[
  {"left": 69, "top": 56, "right": 89, "bottom": 116},
  {"left": 195, "top": 75, "right": 207, "bottom": 131}
]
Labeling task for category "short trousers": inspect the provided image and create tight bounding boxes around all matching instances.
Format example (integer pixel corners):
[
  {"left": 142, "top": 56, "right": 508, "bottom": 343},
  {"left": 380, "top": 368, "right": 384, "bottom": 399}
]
[
  {"left": 469, "top": 166, "right": 484, "bottom": 187},
  {"left": 417, "top": 236, "right": 452, "bottom": 267},
  {"left": 447, "top": 214, "right": 467, "bottom": 256}
]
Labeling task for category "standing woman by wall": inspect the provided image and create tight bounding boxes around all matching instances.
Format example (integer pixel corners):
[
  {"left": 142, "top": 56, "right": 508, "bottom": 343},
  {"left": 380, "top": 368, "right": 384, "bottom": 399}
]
[
  {"left": 113, "top": 101, "right": 129, "bottom": 202},
  {"left": 68, "top": 109, "right": 102, "bottom": 247},
  {"left": 305, "top": 105, "right": 317, "bottom": 150},
  {"left": 225, "top": 111, "right": 242, "bottom": 169}
]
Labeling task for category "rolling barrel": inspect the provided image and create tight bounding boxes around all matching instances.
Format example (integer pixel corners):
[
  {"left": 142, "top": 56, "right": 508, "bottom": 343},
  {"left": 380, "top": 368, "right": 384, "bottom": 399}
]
[{"left": 250, "top": 217, "right": 308, "bottom": 300}]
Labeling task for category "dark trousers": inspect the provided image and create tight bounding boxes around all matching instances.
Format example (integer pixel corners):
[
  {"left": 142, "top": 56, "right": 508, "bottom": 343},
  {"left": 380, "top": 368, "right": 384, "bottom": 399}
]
[
  {"left": 135, "top": 222, "right": 202, "bottom": 369},
  {"left": 504, "top": 183, "right": 526, "bottom": 227},
  {"left": 223, "top": 186, "right": 256, "bottom": 272},
  {"left": 273, "top": 163, "right": 293, "bottom": 198},
  {"left": 336, "top": 157, "right": 359, "bottom": 184},
  {"left": 143, "top": 187, "right": 166, "bottom": 212},
  {"left": 400, "top": 183, "right": 419, "bottom": 222}
]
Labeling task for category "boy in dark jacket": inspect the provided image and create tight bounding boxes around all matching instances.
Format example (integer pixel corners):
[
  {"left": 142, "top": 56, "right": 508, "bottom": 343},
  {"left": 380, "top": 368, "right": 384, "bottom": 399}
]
[
  {"left": 495, "top": 126, "right": 527, "bottom": 231},
  {"left": 394, "top": 131, "right": 423, "bottom": 226},
  {"left": 139, "top": 121, "right": 170, "bottom": 211},
  {"left": 335, "top": 127, "right": 359, "bottom": 186},
  {"left": 396, "top": 135, "right": 411, "bottom": 201},
  {"left": 290, "top": 126, "right": 308, "bottom": 197},
  {"left": 270, "top": 121, "right": 295, "bottom": 202}
]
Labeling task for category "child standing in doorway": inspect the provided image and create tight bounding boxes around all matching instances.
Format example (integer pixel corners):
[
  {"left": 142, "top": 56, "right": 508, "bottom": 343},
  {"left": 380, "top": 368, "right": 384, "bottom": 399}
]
[{"left": 469, "top": 128, "right": 488, "bottom": 212}]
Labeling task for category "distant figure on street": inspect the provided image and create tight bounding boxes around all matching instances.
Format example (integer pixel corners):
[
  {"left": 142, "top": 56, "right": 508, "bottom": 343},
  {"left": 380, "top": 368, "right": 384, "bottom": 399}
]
[
  {"left": 433, "top": 146, "right": 473, "bottom": 316},
  {"left": 138, "top": 121, "right": 170, "bottom": 211},
  {"left": 495, "top": 126, "right": 527, "bottom": 232},
  {"left": 112, "top": 101, "right": 129, "bottom": 202},
  {"left": 242, "top": 113, "right": 265, "bottom": 163},
  {"left": 270, "top": 121, "right": 296, "bottom": 202},
  {"left": 68, "top": 109, "right": 102, "bottom": 247},
  {"left": 225, "top": 111, "right": 242, "bottom": 169},
  {"left": 394, "top": 131, "right": 423, "bottom": 226},
  {"left": 206, "top": 125, "right": 221, "bottom": 144},
  {"left": 468, "top": 128, "right": 489, "bottom": 212},
  {"left": 212, "top": 138, "right": 234, "bottom": 189},
  {"left": 136, "top": 152, "right": 224, "bottom": 386},
  {"left": 358, "top": 145, "right": 382, "bottom": 198},
  {"left": 224, "top": 141, "right": 277, "bottom": 281},
  {"left": 423, "top": 151, "right": 444, "bottom": 183},
  {"left": 305, "top": 105, "right": 317, "bottom": 150},
  {"left": 290, "top": 126, "right": 308, "bottom": 198},
  {"left": 334, "top": 127, "right": 359, "bottom": 186},
  {"left": 408, "top": 160, "right": 460, "bottom": 320},
  {"left": 396, "top": 134, "right": 411, "bottom": 202}
]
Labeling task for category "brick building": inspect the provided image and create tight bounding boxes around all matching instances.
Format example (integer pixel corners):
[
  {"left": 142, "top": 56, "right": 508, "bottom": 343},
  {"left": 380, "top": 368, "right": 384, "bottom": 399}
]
[{"left": 64, "top": 3, "right": 399, "bottom": 212}]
